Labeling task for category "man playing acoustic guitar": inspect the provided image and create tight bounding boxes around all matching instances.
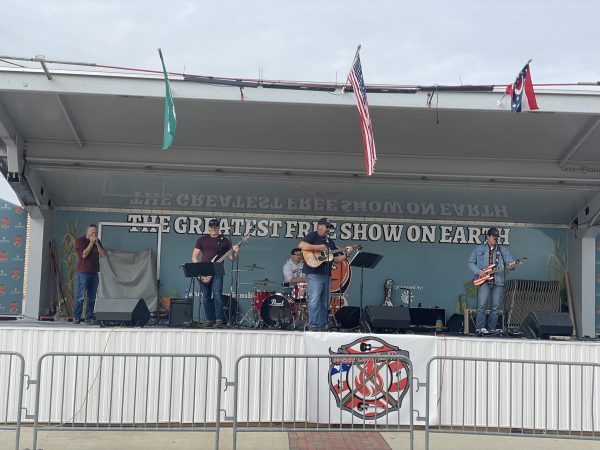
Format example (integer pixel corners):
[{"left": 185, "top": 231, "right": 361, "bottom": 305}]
[
  {"left": 192, "top": 218, "right": 240, "bottom": 329},
  {"left": 299, "top": 218, "right": 352, "bottom": 331},
  {"left": 468, "top": 227, "right": 515, "bottom": 336}
]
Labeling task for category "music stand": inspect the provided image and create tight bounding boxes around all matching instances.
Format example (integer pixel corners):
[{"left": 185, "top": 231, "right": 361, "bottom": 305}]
[
  {"left": 350, "top": 252, "right": 383, "bottom": 331},
  {"left": 182, "top": 263, "right": 225, "bottom": 325}
]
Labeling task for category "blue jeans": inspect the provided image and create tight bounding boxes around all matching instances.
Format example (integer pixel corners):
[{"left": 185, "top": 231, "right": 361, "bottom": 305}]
[
  {"left": 201, "top": 275, "right": 224, "bottom": 322},
  {"left": 476, "top": 283, "right": 504, "bottom": 330},
  {"left": 306, "top": 274, "right": 330, "bottom": 330},
  {"left": 73, "top": 272, "right": 99, "bottom": 321}
]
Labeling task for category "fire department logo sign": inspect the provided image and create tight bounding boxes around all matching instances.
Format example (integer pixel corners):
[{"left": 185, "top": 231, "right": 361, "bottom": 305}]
[
  {"left": 0, "top": 217, "right": 9, "bottom": 229},
  {"left": 13, "top": 235, "right": 21, "bottom": 247},
  {"left": 11, "top": 268, "right": 19, "bottom": 280},
  {"left": 328, "top": 337, "right": 410, "bottom": 420},
  {"left": 0, "top": 251, "right": 7, "bottom": 263},
  {"left": 0, "top": 284, "right": 5, "bottom": 296}
]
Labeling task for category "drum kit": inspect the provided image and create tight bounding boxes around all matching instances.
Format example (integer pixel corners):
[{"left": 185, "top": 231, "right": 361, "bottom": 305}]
[{"left": 236, "top": 263, "right": 347, "bottom": 329}]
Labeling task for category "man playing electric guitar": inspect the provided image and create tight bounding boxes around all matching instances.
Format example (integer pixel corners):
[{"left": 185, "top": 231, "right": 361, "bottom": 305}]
[
  {"left": 467, "top": 227, "right": 515, "bottom": 336},
  {"left": 192, "top": 218, "right": 240, "bottom": 329},
  {"left": 298, "top": 218, "right": 353, "bottom": 331}
]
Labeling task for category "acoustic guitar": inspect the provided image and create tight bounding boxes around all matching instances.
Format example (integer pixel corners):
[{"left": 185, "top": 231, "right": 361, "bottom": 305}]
[
  {"left": 303, "top": 244, "right": 362, "bottom": 268},
  {"left": 472, "top": 258, "right": 527, "bottom": 287}
]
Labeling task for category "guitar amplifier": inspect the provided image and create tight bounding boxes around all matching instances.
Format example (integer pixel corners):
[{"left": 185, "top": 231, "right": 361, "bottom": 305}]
[{"left": 169, "top": 298, "right": 193, "bottom": 327}]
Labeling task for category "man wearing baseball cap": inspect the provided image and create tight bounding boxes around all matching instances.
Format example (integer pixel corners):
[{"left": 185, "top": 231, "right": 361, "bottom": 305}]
[
  {"left": 298, "top": 218, "right": 350, "bottom": 331},
  {"left": 192, "top": 218, "right": 239, "bottom": 328},
  {"left": 468, "top": 227, "right": 515, "bottom": 336}
]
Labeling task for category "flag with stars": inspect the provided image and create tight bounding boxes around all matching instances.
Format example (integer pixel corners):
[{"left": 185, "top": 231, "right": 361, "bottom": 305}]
[
  {"left": 348, "top": 50, "right": 377, "bottom": 176},
  {"left": 505, "top": 63, "right": 539, "bottom": 112}
]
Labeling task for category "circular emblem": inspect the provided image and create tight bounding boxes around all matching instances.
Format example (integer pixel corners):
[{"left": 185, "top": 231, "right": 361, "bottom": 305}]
[{"left": 329, "top": 336, "right": 409, "bottom": 420}]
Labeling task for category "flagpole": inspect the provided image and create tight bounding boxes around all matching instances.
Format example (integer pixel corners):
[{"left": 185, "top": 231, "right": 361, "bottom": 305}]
[{"left": 342, "top": 45, "right": 361, "bottom": 93}]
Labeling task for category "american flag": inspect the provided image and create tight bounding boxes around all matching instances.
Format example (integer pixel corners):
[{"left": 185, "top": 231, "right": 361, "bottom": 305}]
[
  {"left": 348, "top": 51, "right": 377, "bottom": 176},
  {"left": 505, "top": 63, "right": 539, "bottom": 112}
]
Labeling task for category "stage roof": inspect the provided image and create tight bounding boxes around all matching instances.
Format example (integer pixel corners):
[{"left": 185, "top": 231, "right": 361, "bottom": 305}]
[{"left": 1, "top": 67, "right": 600, "bottom": 226}]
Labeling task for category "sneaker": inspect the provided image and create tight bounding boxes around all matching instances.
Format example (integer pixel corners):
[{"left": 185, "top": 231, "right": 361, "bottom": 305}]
[
  {"left": 85, "top": 319, "right": 96, "bottom": 325},
  {"left": 202, "top": 321, "right": 215, "bottom": 329},
  {"left": 73, "top": 318, "right": 81, "bottom": 324},
  {"left": 493, "top": 328, "right": 504, "bottom": 334},
  {"left": 476, "top": 328, "right": 489, "bottom": 336},
  {"left": 214, "top": 320, "right": 224, "bottom": 329}
]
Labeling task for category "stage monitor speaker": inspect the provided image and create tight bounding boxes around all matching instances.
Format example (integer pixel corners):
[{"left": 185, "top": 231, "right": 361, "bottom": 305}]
[
  {"left": 95, "top": 298, "right": 150, "bottom": 327},
  {"left": 335, "top": 306, "right": 361, "bottom": 329},
  {"left": 364, "top": 305, "right": 411, "bottom": 331},
  {"left": 520, "top": 311, "right": 572, "bottom": 339},
  {"left": 169, "top": 298, "right": 193, "bottom": 327}
]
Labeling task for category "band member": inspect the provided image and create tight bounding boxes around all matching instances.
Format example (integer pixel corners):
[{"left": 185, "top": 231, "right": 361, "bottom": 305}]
[
  {"left": 282, "top": 247, "right": 306, "bottom": 296},
  {"left": 283, "top": 247, "right": 306, "bottom": 284},
  {"left": 192, "top": 218, "right": 239, "bottom": 328},
  {"left": 73, "top": 224, "right": 106, "bottom": 324},
  {"left": 468, "top": 227, "right": 515, "bottom": 336},
  {"left": 299, "top": 218, "right": 350, "bottom": 331}
]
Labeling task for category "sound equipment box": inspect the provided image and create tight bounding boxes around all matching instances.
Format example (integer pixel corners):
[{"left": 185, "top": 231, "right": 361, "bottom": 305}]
[
  {"left": 95, "top": 298, "right": 150, "bottom": 327},
  {"left": 364, "top": 305, "right": 411, "bottom": 331},
  {"left": 409, "top": 307, "right": 445, "bottom": 327},
  {"left": 335, "top": 306, "right": 361, "bottom": 329},
  {"left": 520, "top": 311, "right": 573, "bottom": 339},
  {"left": 169, "top": 298, "right": 193, "bottom": 327}
]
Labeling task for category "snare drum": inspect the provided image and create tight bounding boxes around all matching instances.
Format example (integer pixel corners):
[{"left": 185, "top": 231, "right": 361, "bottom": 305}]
[
  {"left": 291, "top": 282, "right": 307, "bottom": 302},
  {"left": 253, "top": 290, "right": 275, "bottom": 311},
  {"left": 260, "top": 293, "right": 296, "bottom": 328}
]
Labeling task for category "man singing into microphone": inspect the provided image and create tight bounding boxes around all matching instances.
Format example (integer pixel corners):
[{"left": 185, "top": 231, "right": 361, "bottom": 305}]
[
  {"left": 73, "top": 224, "right": 106, "bottom": 324},
  {"left": 299, "top": 218, "right": 351, "bottom": 331}
]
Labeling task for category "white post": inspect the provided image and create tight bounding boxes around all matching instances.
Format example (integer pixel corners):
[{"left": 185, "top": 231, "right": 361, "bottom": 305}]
[{"left": 23, "top": 206, "right": 54, "bottom": 320}]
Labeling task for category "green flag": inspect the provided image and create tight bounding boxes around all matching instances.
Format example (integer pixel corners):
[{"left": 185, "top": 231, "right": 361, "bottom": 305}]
[{"left": 158, "top": 49, "right": 176, "bottom": 150}]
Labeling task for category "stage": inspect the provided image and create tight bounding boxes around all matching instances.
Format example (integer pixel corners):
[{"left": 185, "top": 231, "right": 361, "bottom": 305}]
[{"left": 1, "top": 320, "right": 599, "bottom": 429}]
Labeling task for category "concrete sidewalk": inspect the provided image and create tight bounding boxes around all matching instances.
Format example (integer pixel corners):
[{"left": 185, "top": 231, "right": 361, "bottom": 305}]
[{"left": 2, "top": 428, "right": 597, "bottom": 450}]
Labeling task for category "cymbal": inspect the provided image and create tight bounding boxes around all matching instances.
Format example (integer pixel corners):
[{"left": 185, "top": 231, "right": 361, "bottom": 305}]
[
  {"left": 245, "top": 263, "right": 266, "bottom": 270},
  {"left": 254, "top": 278, "right": 277, "bottom": 285}
]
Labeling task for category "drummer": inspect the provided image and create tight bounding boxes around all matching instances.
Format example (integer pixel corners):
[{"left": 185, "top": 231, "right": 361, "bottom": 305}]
[{"left": 282, "top": 247, "right": 306, "bottom": 296}]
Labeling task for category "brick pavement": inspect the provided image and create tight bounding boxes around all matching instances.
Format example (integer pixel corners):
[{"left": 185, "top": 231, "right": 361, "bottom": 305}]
[{"left": 288, "top": 431, "right": 391, "bottom": 450}]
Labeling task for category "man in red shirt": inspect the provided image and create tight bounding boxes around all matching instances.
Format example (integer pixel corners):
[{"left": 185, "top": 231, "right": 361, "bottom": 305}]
[
  {"left": 73, "top": 224, "right": 106, "bottom": 324},
  {"left": 192, "top": 219, "right": 239, "bottom": 328}
]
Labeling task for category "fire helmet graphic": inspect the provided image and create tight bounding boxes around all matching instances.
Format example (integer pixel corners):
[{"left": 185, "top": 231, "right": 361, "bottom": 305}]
[
  {"left": 0, "top": 251, "right": 7, "bottom": 262},
  {"left": 11, "top": 268, "right": 20, "bottom": 280},
  {"left": 329, "top": 336, "right": 410, "bottom": 420},
  {"left": 0, "top": 284, "right": 5, "bottom": 296},
  {"left": 9, "top": 301, "right": 17, "bottom": 313},
  {"left": 0, "top": 217, "right": 9, "bottom": 229},
  {"left": 13, "top": 235, "right": 21, "bottom": 247},
  {"left": 15, "top": 206, "right": 23, "bottom": 215}
]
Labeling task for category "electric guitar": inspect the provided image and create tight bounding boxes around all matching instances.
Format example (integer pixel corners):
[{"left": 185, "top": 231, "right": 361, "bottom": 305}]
[
  {"left": 199, "top": 224, "right": 256, "bottom": 284},
  {"left": 302, "top": 244, "right": 362, "bottom": 268},
  {"left": 472, "top": 257, "right": 527, "bottom": 287}
]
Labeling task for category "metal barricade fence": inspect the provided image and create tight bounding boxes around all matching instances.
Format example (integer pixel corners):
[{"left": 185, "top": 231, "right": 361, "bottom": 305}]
[
  {"left": 231, "top": 354, "right": 414, "bottom": 450},
  {"left": 31, "top": 352, "right": 223, "bottom": 450},
  {"left": 0, "top": 351, "right": 25, "bottom": 450},
  {"left": 424, "top": 356, "right": 600, "bottom": 449}
]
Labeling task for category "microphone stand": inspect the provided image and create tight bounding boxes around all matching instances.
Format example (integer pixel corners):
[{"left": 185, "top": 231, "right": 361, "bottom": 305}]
[{"left": 324, "top": 230, "right": 333, "bottom": 331}]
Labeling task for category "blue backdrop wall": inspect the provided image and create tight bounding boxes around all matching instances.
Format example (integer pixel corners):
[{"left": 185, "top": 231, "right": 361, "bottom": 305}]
[
  {"left": 54, "top": 210, "right": 568, "bottom": 323},
  {"left": 0, "top": 201, "right": 27, "bottom": 315}
]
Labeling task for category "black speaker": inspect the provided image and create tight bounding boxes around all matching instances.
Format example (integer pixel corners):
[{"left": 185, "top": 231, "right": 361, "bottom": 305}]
[
  {"left": 169, "top": 298, "right": 192, "bottom": 327},
  {"left": 335, "top": 306, "right": 361, "bottom": 329},
  {"left": 95, "top": 298, "right": 150, "bottom": 327},
  {"left": 520, "top": 311, "right": 573, "bottom": 339},
  {"left": 364, "top": 305, "right": 411, "bottom": 331}
]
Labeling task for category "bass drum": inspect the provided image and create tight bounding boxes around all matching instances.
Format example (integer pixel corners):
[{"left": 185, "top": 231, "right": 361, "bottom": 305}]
[
  {"left": 260, "top": 294, "right": 295, "bottom": 328},
  {"left": 330, "top": 259, "right": 351, "bottom": 293}
]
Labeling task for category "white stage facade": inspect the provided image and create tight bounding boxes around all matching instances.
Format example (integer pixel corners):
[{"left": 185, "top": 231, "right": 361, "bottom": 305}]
[{"left": 1, "top": 324, "right": 599, "bottom": 431}]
